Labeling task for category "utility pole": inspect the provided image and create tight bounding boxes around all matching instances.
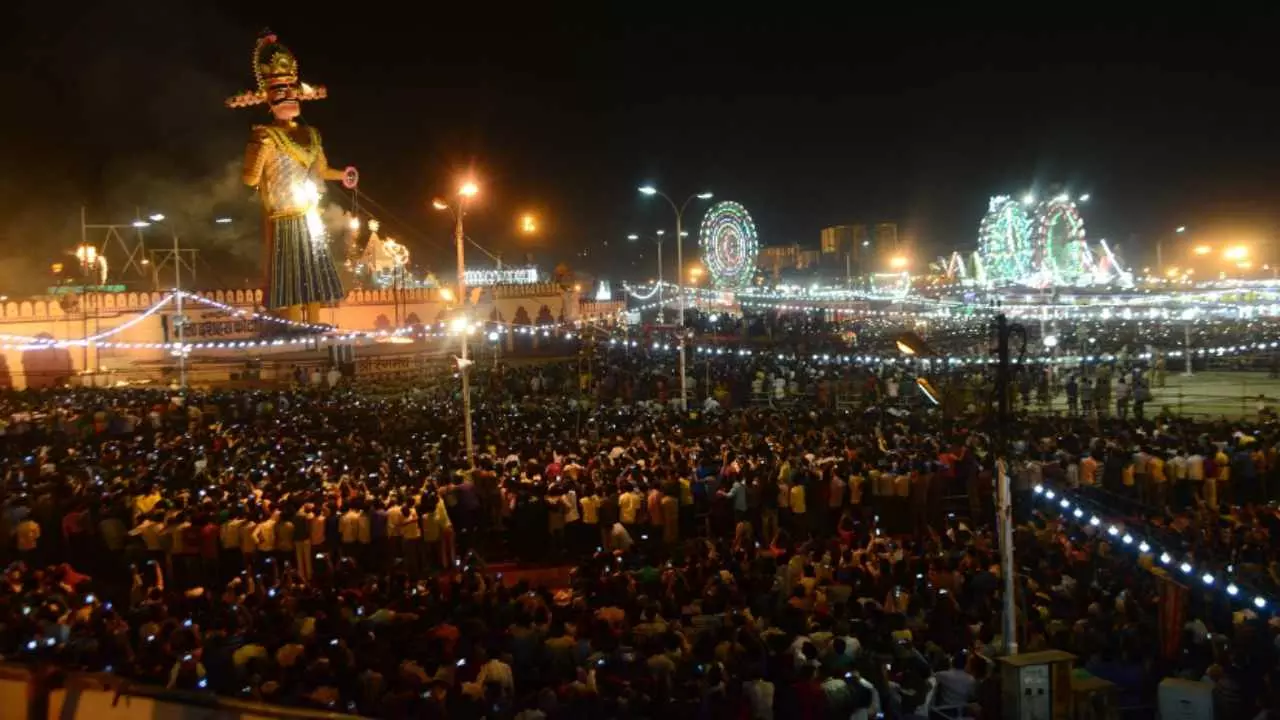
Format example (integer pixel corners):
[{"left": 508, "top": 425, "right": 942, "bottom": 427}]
[
  {"left": 1184, "top": 320, "right": 1194, "bottom": 376},
  {"left": 173, "top": 226, "right": 186, "bottom": 390},
  {"left": 638, "top": 187, "right": 713, "bottom": 411},
  {"left": 993, "top": 313, "right": 1023, "bottom": 656}
]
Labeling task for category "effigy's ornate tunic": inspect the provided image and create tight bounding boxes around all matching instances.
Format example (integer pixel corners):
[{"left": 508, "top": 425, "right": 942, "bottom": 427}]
[{"left": 244, "top": 124, "right": 344, "bottom": 309}]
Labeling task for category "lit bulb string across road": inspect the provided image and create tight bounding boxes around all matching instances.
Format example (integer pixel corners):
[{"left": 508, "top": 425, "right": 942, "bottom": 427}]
[
  {"left": 622, "top": 281, "right": 977, "bottom": 309},
  {"left": 0, "top": 291, "right": 584, "bottom": 352},
  {"left": 624, "top": 282, "right": 1280, "bottom": 319},
  {"left": 7, "top": 287, "right": 1280, "bottom": 358},
  {"left": 1030, "top": 482, "right": 1272, "bottom": 613}
]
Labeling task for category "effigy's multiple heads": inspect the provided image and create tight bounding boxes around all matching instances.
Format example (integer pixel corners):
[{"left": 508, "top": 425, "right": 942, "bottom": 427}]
[{"left": 225, "top": 30, "right": 327, "bottom": 123}]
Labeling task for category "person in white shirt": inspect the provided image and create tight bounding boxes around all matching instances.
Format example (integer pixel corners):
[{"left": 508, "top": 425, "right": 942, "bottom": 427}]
[
  {"left": 609, "top": 522, "right": 634, "bottom": 552},
  {"left": 744, "top": 672, "right": 775, "bottom": 720},
  {"left": 294, "top": 507, "right": 314, "bottom": 583},
  {"left": 309, "top": 507, "right": 327, "bottom": 555},
  {"left": 400, "top": 503, "right": 422, "bottom": 578},
  {"left": 129, "top": 512, "right": 166, "bottom": 568},
  {"left": 560, "top": 488, "right": 581, "bottom": 553},
  {"left": 1168, "top": 451, "right": 1189, "bottom": 508},
  {"left": 339, "top": 507, "right": 362, "bottom": 564},
  {"left": 1186, "top": 451, "right": 1205, "bottom": 505},
  {"left": 849, "top": 673, "right": 881, "bottom": 720}
]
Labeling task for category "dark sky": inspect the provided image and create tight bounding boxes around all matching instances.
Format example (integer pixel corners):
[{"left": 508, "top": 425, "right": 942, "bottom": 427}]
[{"left": 4, "top": 2, "right": 1280, "bottom": 288}]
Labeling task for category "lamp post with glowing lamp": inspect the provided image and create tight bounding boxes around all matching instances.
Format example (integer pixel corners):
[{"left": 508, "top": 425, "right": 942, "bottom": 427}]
[
  {"left": 896, "top": 325, "right": 1021, "bottom": 655},
  {"left": 638, "top": 186, "right": 713, "bottom": 410},
  {"left": 627, "top": 231, "right": 666, "bottom": 306},
  {"left": 432, "top": 181, "right": 479, "bottom": 465},
  {"left": 133, "top": 213, "right": 190, "bottom": 389}
]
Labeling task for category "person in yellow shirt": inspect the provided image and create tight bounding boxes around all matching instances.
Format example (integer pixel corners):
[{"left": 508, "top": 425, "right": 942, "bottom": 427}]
[
  {"left": 421, "top": 496, "right": 453, "bottom": 570},
  {"left": 789, "top": 479, "right": 806, "bottom": 535},
  {"left": 678, "top": 475, "right": 694, "bottom": 538},
  {"left": 1214, "top": 448, "right": 1231, "bottom": 508},
  {"left": 1148, "top": 452, "right": 1167, "bottom": 508},
  {"left": 1080, "top": 455, "right": 1098, "bottom": 487}
]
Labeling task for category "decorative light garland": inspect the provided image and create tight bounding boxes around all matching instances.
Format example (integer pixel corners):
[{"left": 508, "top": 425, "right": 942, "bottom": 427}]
[{"left": 1031, "top": 483, "right": 1271, "bottom": 613}]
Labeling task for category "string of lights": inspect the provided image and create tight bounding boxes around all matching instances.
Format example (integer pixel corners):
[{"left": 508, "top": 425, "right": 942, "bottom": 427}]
[
  {"left": 1030, "top": 482, "right": 1271, "bottom": 613},
  {"left": 179, "top": 291, "right": 331, "bottom": 332}
]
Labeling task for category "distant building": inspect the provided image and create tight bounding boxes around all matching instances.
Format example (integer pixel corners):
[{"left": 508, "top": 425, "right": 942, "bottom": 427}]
[
  {"left": 797, "top": 250, "right": 821, "bottom": 269},
  {"left": 821, "top": 224, "right": 877, "bottom": 277},
  {"left": 758, "top": 244, "right": 821, "bottom": 279},
  {"left": 874, "top": 223, "right": 899, "bottom": 252},
  {"left": 820, "top": 225, "right": 855, "bottom": 255},
  {"left": 758, "top": 244, "right": 801, "bottom": 279}
]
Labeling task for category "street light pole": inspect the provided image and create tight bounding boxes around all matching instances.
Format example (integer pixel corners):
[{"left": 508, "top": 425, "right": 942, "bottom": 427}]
[
  {"left": 639, "top": 187, "right": 712, "bottom": 411},
  {"left": 173, "top": 225, "right": 186, "bottom": 390},
  {"left": 628, "top": 232, "right": 665, "bottom": 307},
  {"left": 656, "top": 233, "right": 664, "bottom": 309},
  {"left": 436, "top": 184, "right": 479, "bottom": 465},
  {"left": 138, "top": 214, "right": 186, "bottom": 390},
  {"left": 994, "top": 314, "right": 1024, "bottom": 656},
  {"left": 455, "top": 202, "right": 474, "bottom": 465}
]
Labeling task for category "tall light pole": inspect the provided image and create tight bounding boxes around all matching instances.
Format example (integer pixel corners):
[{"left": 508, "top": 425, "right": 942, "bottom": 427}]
[
  {"left": 135, "top": 213, "right": 187, "bottom": 390},
  {"left": 638, "top": 186, "right": 712, "bottom": 410},
  {"left": 993, "top": 315, "right": 1025, "bottom": 656},
  {"left": 433, "top": 181, "right": 479, "bottom": 465},
  {"left": 627, "top": 231, "right": 666, "bottom": 306}
]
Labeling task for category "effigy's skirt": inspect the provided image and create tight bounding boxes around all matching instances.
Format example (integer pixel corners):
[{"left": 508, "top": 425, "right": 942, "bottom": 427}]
[{"left": 267, "top": 213, "right": 344, "bottom": 309}]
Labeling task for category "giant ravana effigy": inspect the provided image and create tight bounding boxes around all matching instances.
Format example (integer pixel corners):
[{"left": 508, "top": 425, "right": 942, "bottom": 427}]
[{"left": 227, "top": 31, "right": 359, "bottom": 324}]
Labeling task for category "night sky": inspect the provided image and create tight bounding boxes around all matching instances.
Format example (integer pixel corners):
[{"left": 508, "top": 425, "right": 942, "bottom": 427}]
[{"left": 3, "top": 2, "right": 1280, "bottom": 289}]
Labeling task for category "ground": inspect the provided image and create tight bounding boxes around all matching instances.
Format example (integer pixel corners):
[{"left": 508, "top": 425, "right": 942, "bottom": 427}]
[{"left": 1048, "top": 370, "right": 1280, "bottom": 421}]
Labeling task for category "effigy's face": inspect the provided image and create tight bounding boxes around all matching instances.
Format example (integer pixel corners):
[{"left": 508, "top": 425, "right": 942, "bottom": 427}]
[{"left": 267, "top": 82, "right": 301, "bottom": 122}]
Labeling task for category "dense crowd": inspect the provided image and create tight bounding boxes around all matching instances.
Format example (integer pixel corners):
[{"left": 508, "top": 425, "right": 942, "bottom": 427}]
[{"left": 0, "top": 345, "right": 1279, "bottom": 718}]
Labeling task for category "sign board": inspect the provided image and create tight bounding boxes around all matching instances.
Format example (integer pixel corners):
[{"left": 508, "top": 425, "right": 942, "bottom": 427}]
[
  {"left": 464, "top": 267, "right": 539, "bottom": 286},
  {"left": 353, "top": 352, "right": 445, "bottom": 380},
  {"left": 161, "top": 308, "right": 262, "bottom": 343},
  {"left": 46, "top": 285, "right": 127, "bottom": 295}
]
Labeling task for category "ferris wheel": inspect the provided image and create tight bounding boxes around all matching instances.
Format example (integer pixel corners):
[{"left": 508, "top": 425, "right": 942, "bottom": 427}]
[{"left": 699, "top": 201, "right": 759, "bottom": 289}]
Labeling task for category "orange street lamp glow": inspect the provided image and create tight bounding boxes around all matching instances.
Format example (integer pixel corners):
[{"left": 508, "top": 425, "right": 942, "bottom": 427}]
[
  {"left": 459, "top": 181, "right": 479, "bottom": 197},
  {"left": 889, "top": 255, "right": 909, "bottom": 269},
  {"left": 1193, "top": 245, "right": 1211, "bottom": 256},
  {"left": 520, "top": 214, "right": 538, "bottom": 234},
  {"left": 1224, "top": 246, "right": 1248, "bottom": 261}
]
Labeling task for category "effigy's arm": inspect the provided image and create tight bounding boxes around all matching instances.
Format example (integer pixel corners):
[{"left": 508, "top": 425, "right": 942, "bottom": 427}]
[
  {"left": 314, "top": 146, "right": 348, "bottom": 182},
  {"left": 243, "top": 126, "right": 270, "bottom": 188}
]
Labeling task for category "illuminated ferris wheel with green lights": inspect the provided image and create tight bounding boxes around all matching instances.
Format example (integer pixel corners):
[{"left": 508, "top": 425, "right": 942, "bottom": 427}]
[{"left": 975, "top": 191, "right": 1126, "bottom": 287}]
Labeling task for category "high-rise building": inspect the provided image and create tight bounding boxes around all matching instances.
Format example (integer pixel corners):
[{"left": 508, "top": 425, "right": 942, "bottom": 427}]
[
  {"left": 820, "top": 225, "right": 856, "bottom": 255},
  {"left": 873, "top": 222, "right": 900, "bottom": 252},
  {"left": 851, "top": 224, "right": 870, "bottom": 253}
]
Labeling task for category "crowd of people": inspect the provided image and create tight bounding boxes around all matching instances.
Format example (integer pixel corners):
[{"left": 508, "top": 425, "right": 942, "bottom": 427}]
[{"left": 0, "top": 341, "right": 1279, "bottom": 718}]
